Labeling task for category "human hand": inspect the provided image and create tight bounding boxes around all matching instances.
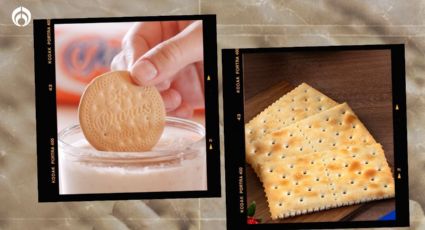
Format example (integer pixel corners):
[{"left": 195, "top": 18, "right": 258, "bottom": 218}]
[{"left": 111, "top": 21, "right": 204, "bottom": 118}]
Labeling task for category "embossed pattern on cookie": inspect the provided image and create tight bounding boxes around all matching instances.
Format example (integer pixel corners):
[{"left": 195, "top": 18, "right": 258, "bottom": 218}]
[{"left": 78, "top": 71, "right": 165, "bottom": 152}]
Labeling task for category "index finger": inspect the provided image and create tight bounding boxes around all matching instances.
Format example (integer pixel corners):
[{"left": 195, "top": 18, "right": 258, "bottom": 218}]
[
  {"left": 121, "top": 22, "right": 161, "bottom": 68},
  {"left": 121, "top": 21, "right": 189, "bottom": 69}
]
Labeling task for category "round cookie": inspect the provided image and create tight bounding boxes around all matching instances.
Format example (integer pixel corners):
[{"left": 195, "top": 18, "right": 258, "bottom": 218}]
[{"left": 78, "top": 71, "right": 165, "bottom": 152}]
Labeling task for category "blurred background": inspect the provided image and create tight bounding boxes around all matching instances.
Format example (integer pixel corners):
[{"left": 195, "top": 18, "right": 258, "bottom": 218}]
[
  {"left": 55, "top": 22, "right": 131, "bottom": 131},
  {"left": 1, "top": 0, "right": 425, "bottom": 229}
]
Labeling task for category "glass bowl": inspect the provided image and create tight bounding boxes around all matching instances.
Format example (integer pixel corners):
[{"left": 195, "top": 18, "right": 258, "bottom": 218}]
[{"left": 58, "top": 116, "right": 207, "bottom": 194}]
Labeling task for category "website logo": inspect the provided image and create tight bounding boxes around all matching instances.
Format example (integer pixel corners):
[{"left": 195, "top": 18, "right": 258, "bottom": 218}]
[{"left": 12, "top": 6, "right": 31, "bottom": 27}]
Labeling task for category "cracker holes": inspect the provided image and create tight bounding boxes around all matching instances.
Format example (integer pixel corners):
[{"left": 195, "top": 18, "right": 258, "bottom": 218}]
[
  {"left": 342, "top": 191, "right": 347, "bottom": 195},
  {"left": 271, "top": 140, "right": 276, "bottom": 145},
  {"left": 280, "top": 155, "right": 286, "bottom": 159},
  {"left": 291, "top": 107, "right": 295, "bottom": 112},
  {"left": 326, "top": 117, "right": 330, "bottom": 122},
  {"left": 322, "top": 128, "right": 326, "bottom": 132},
  {"left": 332, "top": 143, "right": 337, "bottom": 147},
  {"left": 318, "top": 107, "right": 323, "bottom": 111},
  {"left": 274, "top": 186, "right": 278, "bottom": 190},
  {"left": 305, "top": 108, "right": 309, "bottom": 111},
  {"left": 282, "top": 175, "right": 287, "bottom": 179},
  {"left": 289, "top": 133, "right": 293, "bottom": 137},
  {"left": 310, "top": 160, "right": 315, "bottom": 165},
  {"left": 307, "top": 188, "right": 312, "bottom": 192},
  {"left": 371, "top": 177, "right": 375, "bottom": 182},
  {"left": 318, "top": 139, "right": 323, "bottom": 143},
  {"left": 308, "top": 125, "right": 312, "bottom": 129},
  {"left": 263, "top": 119, "right": 267, "bottom": 123},
  {"left": 295, "top": 181, "right": 299, "bottom": 185},
  {"left": 285, "top": 144, "right": 289, "bottom": 149},
  {"left": 378, "top": 167, "right": 382, "bottom": 171},
  {"left": 304, "top": 98, "right": 308, "bottom": 102},
  {"left": 321, "top": 194, "right": 325, "bottom": 198},
  {"left": 318, "top": 97, "right": 322, "bottom": 102},
  {"left": 267, "top": 152, "right": 272, "bottom": 157},
  {"left": 299, "top": 147, "right": 303, "bottom": 152},
  {"left": 291, "top": 98, "right": 295, "bottom": 102},
  {"left": 299, "top": 198, "right": 304, "bottom": 202},
  {"left": 291, "top": 117, "right": 295, "bottom": 121},
  {"left": 316, "top": 177, "right": 320, "bottom": 182},
  {"left": 372, "top": 151, "right": 376, "bottom": 156},
  {"left": 342, "top": 110, "right": 347, "bottom": 115},
  {"left": 352, "top": 154, "right": 357, "bottom": 158},
  {"left": 338, "top": 173, "right": 342, "bottom": 177},
  {"left": 339, "top": 122, "right": 343, "bottom": 126},
  {"left": 357, "top": 171, "right": 362, "bottom": 175},
  {"left": 363, "top": 187, "right": 368, "bottom": 191},
  {"left": 350, "top": 180, "right": 355, "bottom": 184},
  {"left": 268, "top": 168, "right": 274, "bottom": 173},
  {"left": 349, "top": 135, "right": 353, "bottom": 140},
  {"left": 279, "top": 202, "right": 283, "bottom": 207},
  {"left": 344, "top": 163, "right": 349, "bottom": 168},
  {"left": 364, "top": 161, "right": 369, "bottom": 165},
  {"left": 303, "top": 171, "right": 307, "bottom": 175},
  {"left": 289, "top": 164, "right": 294, "bottom": 169},
  {"left": 384, "top": 184, "right": 388, "bottom": 188},
  {"left": 352, "top": 125, "right": 356, "bottom": 129},
  {"left": 335, "top": 132, "right": 340, "bottom": 136},
  {"left": 287, "top": 191, "right": 291, "bottom": 196}
]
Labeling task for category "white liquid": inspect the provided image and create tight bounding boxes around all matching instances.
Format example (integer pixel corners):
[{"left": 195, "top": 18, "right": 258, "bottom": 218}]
[{"left": 59, "top": 126, "right": 207, "bottom": 194}]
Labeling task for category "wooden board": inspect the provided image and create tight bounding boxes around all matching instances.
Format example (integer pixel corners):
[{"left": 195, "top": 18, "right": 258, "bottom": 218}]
[{"left": 243, "top": 49, "right": 396, "bottom": 223}]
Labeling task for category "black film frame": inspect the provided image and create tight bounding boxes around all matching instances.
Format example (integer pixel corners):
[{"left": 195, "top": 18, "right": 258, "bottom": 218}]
[
  {"left": 222, "top": 44, "right": 409, "bottom": 229},
  {"left": 34, "top": 14, "right": 220, "bottom": 202}
]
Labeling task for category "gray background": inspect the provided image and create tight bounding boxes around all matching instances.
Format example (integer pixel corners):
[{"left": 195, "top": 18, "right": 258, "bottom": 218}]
[{"left": 1, "top": 0, "right": 425, "bottom": 229}]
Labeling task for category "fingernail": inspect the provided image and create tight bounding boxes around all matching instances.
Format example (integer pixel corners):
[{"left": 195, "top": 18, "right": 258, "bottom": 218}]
[{"left": 132, "top": 59, "right": 157, "bottom": 84}]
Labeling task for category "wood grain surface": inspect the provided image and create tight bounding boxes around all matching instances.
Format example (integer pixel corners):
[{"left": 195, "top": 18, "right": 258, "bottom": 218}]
[{"left": 243, "top": 49, "right": 395, "bottom": 223}]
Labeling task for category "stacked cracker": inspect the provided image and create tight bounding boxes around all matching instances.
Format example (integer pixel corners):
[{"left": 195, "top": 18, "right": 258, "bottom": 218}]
[{"left": 245, "top": 83, "right": 395, "bottom": 220}]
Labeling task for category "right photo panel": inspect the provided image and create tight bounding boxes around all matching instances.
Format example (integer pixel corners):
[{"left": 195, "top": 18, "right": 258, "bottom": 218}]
[{"left": 223, "top": 45, "right": 409, "bottom": 229}]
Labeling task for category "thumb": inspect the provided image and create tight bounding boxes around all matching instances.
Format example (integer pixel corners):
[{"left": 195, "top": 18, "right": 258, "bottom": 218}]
[{"left": 130, "top": 21, "right": 203, "bottom": 86}]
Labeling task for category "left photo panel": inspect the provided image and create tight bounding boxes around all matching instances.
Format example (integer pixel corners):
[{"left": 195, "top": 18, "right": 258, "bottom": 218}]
[{"left": 34, "top": 15, "right": 220, "bottom": 202}]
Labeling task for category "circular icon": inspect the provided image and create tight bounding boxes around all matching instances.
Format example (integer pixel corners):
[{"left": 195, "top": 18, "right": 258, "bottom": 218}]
[{"left": 12, "top": 6, "right": 31, "bottom": 27}]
